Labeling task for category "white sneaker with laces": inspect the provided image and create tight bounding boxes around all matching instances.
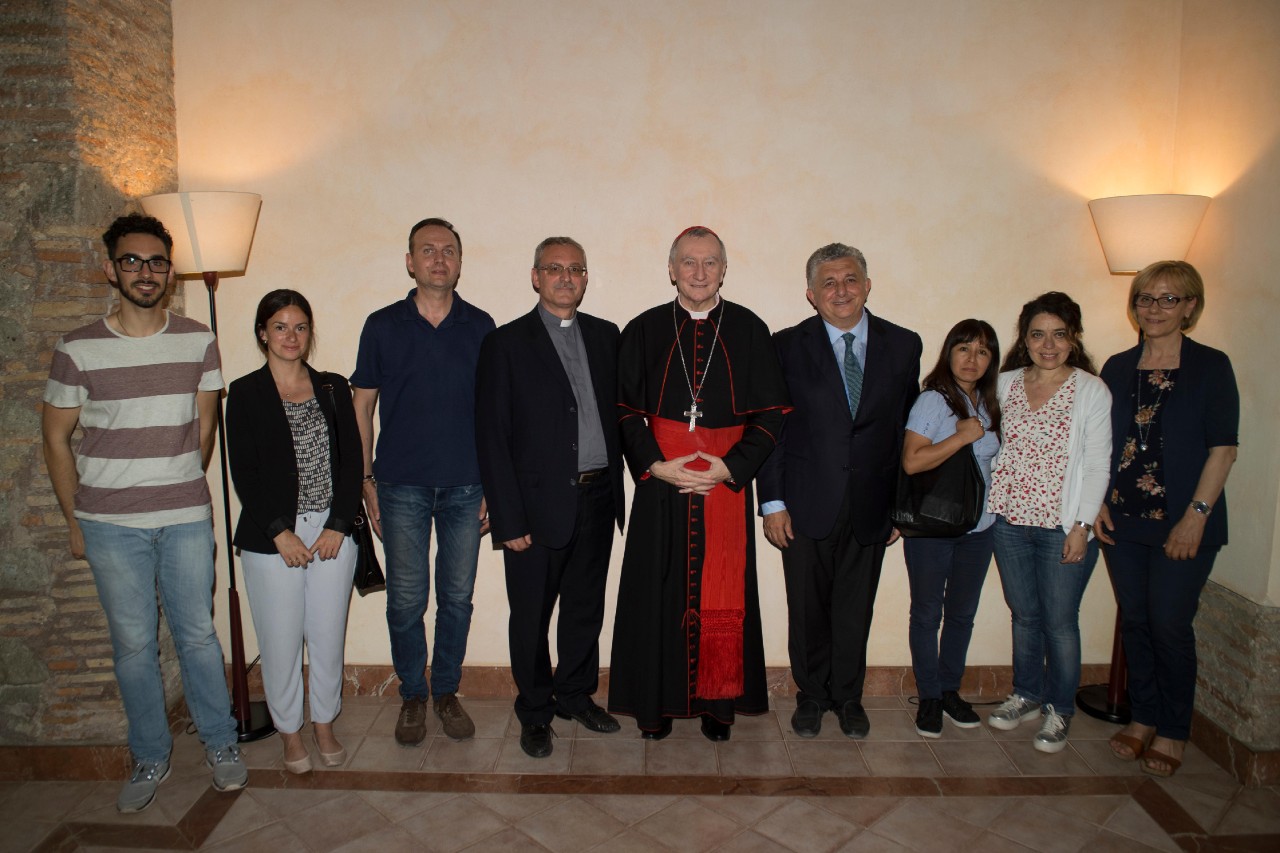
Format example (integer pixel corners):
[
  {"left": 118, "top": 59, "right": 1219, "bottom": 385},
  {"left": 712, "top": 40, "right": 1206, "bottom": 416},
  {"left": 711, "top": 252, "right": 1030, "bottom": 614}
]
[
  {"left": 987, "top": 694, "right": 1041, "bottom": 731},
  {"left": 1033, "top": 704, "right": 1071, "bottom": 753}
]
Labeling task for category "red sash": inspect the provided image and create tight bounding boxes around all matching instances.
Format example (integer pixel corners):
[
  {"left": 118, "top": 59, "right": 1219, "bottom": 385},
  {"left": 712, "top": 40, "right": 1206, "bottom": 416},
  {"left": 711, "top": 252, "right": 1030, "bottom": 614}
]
[{"left": 651, "top": 416, "right": 746, "bottom": 699}]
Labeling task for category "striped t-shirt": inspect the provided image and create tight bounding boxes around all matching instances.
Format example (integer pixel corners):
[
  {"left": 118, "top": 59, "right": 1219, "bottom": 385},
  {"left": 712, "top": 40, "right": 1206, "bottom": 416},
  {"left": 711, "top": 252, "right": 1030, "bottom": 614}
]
[{"left": 44, "top": 312, "right": 224, "bottom": 528}]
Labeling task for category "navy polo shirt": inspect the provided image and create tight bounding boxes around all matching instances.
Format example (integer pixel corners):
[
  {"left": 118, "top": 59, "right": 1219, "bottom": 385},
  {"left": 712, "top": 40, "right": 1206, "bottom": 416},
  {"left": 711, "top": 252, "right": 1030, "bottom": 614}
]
[{"left": 351, "top": 290, "right": 495, "bottom": 487}]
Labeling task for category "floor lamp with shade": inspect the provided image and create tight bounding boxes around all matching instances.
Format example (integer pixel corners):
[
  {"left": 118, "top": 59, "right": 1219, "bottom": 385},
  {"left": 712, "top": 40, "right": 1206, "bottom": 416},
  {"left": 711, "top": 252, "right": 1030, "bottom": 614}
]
[
  {"left": 1079, "top": 193, "right": 1211, "bottom": 724},
  {"left": 139, "top": 191, "right": 275, "bottom": 742}
]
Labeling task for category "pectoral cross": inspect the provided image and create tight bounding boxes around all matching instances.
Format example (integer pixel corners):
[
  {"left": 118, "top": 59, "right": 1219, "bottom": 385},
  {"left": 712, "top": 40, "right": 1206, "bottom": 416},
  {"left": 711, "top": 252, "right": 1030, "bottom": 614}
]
[{"left": 684, "top": 401, "right": 703, "bottom": 432}]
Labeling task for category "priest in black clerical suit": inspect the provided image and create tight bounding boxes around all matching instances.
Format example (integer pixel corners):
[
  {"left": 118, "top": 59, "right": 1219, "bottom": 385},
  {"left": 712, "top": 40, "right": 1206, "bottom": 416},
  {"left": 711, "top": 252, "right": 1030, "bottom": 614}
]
[
  {"left": 607, "top": 226, "right": 791, "bottom": 742},
  {"left": 476, "top": 237, "right": 625, "bottom": 759}
]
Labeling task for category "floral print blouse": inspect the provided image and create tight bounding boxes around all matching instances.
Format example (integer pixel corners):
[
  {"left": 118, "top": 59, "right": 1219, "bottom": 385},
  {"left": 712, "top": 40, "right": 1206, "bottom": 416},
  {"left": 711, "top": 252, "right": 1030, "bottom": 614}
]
[
  {"left": 988, "top": 370, "right": 1076, "bottom": 529},
  {"left": 1108, "top": 368, "right": 1177, "bottom": 520}
]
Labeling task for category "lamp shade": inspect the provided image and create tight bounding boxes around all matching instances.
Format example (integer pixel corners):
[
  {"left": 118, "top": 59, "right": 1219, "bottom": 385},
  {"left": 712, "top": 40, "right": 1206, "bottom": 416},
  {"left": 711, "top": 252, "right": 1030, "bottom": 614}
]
[
  {"left": 140, "top": 191, "right": 262, "bottom": 275},
  {"left": 1087, "top": 194, "right": 1210, "bottom": 274}
]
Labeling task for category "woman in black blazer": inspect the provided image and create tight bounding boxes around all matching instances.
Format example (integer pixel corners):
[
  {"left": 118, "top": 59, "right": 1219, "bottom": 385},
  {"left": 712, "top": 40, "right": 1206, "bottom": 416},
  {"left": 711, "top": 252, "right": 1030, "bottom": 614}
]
[
  {"left": 227, "top": 290, "right": 363, "bottom": 774},
  {"left": 1095, "top": 262, "right": 1238, "bottom": 779}
]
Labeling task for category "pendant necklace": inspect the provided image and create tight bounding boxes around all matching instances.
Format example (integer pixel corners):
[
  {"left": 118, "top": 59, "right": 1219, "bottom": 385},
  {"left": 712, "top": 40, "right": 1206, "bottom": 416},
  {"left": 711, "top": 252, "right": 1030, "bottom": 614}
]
[
  {"left": 1135, "top": 361, "right": 1169, "bottom": 453},
  {"left": 672, "top": 299, "right": 723, "bottom": 431}
]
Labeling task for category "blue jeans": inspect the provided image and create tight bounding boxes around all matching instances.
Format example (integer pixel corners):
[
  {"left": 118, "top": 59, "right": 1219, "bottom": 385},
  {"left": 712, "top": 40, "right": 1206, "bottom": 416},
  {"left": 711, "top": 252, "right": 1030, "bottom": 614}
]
[
  {"left": 79, "top": 518, "right": 237, "bottom": 763},
  {"left": 378, "top": 482, "right": 483, "bottom": 700},
  {"left": 903, "top": 526, "right": 995, "bottom": 699},
  {"left": 992, "top": 517, "right": 1098, "bottom": 715}
]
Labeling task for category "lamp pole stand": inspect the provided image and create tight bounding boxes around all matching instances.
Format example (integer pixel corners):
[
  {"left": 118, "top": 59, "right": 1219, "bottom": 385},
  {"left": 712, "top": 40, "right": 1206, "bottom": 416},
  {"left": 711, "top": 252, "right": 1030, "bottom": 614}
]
[
  {"left": 1076, "top": 608, "right": 1131, "bottom": 724},
  {"left": 205, "top": 271, "right": 275, "bottom": 742},
  {"left": 1076, "top": 420, "right": 1133, "bottom": 726}
]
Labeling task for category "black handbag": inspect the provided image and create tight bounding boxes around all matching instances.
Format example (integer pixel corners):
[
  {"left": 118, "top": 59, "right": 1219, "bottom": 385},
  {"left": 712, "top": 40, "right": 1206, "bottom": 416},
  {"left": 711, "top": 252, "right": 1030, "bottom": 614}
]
[
  {"left": 322, "top": 380, "right": 385, "bottom": 595},
  {"left": 351, "top": 510, "right": 386, "bottom": 596},
  {"left": 891, "top": 446, "right": 985, "bottom": 538}
]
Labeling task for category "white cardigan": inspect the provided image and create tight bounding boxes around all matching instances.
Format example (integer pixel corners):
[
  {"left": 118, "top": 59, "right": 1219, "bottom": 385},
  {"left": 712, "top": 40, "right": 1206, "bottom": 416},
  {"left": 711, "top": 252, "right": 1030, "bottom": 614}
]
[{"left": 991, "top": 368, "right": 1113, "bottom": 539}]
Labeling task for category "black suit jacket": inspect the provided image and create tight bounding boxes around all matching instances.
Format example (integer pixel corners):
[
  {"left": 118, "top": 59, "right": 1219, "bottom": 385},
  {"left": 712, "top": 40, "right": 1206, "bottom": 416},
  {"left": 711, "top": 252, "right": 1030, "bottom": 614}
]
[
  {"left": 758, "top": 311, "right": 922, "bottom": 544},
  {"left": 475, "top": 307, "right": 625, "bottom": 549},
  {"left": 226, "top": 363, "right": 364, "bottom": 554}
]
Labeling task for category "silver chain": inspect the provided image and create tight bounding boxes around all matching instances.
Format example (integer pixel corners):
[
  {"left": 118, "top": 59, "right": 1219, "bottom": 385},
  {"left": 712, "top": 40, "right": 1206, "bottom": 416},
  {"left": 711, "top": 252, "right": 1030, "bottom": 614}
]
[{"left": 1135, "top": 367, "right": 1170, "bottom": 452}]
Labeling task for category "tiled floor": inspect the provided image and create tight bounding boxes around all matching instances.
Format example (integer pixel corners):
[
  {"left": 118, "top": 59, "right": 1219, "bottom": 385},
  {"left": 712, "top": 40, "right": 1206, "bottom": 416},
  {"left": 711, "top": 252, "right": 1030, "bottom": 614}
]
[{"left": 6, "top": 695, "right": 1279, "bottom": 852}]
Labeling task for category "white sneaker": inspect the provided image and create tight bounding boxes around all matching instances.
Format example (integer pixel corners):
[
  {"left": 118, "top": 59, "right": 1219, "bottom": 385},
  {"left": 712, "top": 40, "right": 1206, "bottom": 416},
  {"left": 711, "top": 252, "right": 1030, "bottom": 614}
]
[
  {"left": 988, "top": 694, "right": 1041, "bottom": 731},
  {"left": 1033, "top": 705, "right": 1071, "bottom": 753}
]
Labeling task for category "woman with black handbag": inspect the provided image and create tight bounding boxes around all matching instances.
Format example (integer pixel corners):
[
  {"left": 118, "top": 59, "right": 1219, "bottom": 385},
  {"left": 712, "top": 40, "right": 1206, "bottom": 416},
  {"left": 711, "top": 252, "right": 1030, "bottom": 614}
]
[
  {"left": 900, "top": 320, "right": 1002, "bottom": 738},
  {"left": 227, "top": 290, "right": 362, "bottom": 774}
]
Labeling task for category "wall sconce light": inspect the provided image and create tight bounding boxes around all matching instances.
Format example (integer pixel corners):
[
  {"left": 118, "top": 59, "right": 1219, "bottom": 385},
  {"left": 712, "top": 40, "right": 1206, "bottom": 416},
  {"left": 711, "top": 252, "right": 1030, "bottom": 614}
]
[
  {"left": 1088, "top": 193, "right": 1211, "bottom": 274},
  {"left": 1078, "top": 192, "right": 1210, "bottom": 726},
  {"left": 139, "top": 191, "right": 273, "bottom": 742}
]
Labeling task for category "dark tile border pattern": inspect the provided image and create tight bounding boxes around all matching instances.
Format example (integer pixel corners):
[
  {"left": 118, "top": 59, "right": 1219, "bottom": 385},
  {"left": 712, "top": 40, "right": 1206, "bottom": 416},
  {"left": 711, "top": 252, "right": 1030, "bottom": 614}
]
[{"left": 26, "top": 770, "right": 1280, "bottom": 852}]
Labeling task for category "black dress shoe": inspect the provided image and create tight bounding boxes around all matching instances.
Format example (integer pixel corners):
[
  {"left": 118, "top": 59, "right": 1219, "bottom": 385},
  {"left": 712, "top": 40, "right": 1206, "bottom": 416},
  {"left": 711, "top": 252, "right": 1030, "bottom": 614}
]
[
  {"left": 640, "top": 719, "right": 672, "bottom": 740},
  {"left": 555, "top": 701, "right": 621, "bottom": 733},
  {"left": 791, "top": 699, "right": 824, "bottom": 738},
  {"left": 700, "top": 715, "right": 731, "bottom": 742},
  {"left": 519, "top": 723, "right": 554, "bottom": 758},
  {"left": 836, "top": 701, "right": 870, "bottom": 739}
]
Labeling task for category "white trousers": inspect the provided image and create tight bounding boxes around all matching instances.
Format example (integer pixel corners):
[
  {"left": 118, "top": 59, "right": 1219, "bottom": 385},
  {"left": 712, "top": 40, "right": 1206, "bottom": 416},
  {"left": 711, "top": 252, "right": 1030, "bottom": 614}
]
[{"left": 242, "top": 509, "right": 356, "bottom": 733}]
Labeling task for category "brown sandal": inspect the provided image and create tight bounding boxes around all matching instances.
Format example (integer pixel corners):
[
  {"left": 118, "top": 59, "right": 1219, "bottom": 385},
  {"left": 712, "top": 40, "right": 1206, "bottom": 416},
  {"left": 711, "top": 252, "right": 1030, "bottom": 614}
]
[
  {"left": 1141, "top": 748, "right": 1183, "bottom": 777},
  {"left": 1109, "top": 732, "right": 1148, "bottom": 761}
]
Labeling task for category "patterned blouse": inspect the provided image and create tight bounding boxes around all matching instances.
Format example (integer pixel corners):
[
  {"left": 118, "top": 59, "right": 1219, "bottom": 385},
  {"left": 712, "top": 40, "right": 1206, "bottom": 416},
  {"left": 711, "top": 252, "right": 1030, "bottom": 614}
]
[
  {"left": 988, "top": 370, "right": 1077, "bottom": 529},
  {"left": 282, "top": 397, "right": 333, "bottom": 513},
  {"left": 1108, "top": 368, "right": 1177, "bottom": 520}
]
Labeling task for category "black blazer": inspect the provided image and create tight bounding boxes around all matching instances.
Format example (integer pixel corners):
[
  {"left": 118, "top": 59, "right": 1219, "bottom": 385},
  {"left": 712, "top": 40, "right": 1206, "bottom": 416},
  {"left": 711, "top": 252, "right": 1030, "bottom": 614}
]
[
  {"left": 475, "top": 308, "right": 625, "bottom": 549},
  {"left": 1100, "top": 336, "right": 1238, "bottom": 549},
  {"left": 226, "top": 362, "right": 364, "bottom": 554},
  {"left": 758, "top": 311, "right": 922, "bottom": 544}
]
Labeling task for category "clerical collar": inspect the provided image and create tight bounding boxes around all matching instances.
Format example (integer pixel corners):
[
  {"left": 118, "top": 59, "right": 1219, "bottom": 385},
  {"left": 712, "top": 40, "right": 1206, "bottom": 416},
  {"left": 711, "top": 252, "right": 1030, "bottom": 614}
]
[
  {"left": 676, "top": 294, "right": 721, "bottom": 320},
  {"left": 537, "top": 303, "right": 575, "bottom": 329}
]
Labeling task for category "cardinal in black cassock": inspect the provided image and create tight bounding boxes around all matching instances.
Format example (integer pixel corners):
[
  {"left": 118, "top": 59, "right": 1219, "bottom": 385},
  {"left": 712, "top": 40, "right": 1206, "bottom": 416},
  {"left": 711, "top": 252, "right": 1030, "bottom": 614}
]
[{"left": 607, "top": 226, "right": 791, "bottom": 738}]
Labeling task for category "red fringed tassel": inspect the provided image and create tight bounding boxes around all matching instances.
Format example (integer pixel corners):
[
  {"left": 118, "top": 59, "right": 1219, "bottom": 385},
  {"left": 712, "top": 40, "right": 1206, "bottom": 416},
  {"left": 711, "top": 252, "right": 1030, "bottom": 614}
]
[{"left": 695, "top": 608, "right": 745, "bottom": 699}]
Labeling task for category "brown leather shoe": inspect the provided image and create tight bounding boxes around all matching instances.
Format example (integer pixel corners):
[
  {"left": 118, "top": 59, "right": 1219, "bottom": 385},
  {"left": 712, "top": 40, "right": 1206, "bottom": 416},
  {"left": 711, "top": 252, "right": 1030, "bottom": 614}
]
[
  {"left": 434, "top": 693, "right": 476, "bottom": 740},
  {"left": 394, "top": 698, "right": 427, "bottom": 746}
]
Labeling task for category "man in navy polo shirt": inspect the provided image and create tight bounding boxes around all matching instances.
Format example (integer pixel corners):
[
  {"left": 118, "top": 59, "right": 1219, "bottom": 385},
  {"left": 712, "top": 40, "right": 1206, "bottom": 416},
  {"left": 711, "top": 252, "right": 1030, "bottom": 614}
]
[{"left": 352, "top": 218, "right": 496, "bottom": 745}]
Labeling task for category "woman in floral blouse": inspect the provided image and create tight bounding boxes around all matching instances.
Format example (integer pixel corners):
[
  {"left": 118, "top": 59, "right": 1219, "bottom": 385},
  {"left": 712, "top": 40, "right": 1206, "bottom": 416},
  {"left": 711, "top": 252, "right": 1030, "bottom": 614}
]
[
  {"left": 985, "top": 292, "right": 1112, "bottom": 754},
  {"left": 1096, "top": 262, "right": 1238, "bottom": 778}
]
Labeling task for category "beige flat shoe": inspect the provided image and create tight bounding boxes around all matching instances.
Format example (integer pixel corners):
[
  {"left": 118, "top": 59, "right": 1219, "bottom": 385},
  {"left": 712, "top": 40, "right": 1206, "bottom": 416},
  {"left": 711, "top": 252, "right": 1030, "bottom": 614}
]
[
  {"left": 313, "top": 735, "right": 346, "bottom": 767},
  {"left": 283, "top": 748, "right": 313, "bottom": 774}
]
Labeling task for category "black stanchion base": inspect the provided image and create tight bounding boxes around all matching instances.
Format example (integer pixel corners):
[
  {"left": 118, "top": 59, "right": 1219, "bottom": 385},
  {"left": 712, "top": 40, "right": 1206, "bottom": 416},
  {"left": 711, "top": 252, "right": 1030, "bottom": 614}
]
[
  {"left": 1076, "top": 683, "right": 1130, "bottom": 724},
  {"left": 236, "top": 700, "right": 277, "bottom": 742}
]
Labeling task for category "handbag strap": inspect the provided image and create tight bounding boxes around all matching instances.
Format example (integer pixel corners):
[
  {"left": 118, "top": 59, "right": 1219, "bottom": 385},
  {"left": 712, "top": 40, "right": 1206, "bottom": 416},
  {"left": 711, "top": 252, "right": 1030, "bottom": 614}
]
[{"left": 320, "top": 378, "right": 368, "bottom": 527}]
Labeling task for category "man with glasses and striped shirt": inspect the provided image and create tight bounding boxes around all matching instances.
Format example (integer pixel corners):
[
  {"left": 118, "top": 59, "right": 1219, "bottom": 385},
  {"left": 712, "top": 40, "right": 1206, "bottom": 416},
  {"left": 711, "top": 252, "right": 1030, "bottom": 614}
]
[{"left": 42, "top": 213, "right": 245, "bottom": 814}]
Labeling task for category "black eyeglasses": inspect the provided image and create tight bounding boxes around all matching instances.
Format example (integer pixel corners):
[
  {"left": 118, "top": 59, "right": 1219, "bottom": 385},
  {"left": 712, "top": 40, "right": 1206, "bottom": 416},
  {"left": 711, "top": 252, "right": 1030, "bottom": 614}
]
[
  {"left": 1133, "top": 293, "right": 1186, "bottom": 310},
  {"left": 115, "top": 255, "right": 172, "bottom": 273},
  {"left": 536, "top": 263, "right": 587, "bottom": 278}
]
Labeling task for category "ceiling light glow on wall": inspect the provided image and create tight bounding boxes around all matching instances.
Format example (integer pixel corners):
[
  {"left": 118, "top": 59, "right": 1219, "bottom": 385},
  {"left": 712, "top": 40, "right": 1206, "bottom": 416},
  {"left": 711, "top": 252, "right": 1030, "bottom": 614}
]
[{"left": 1088, "top": 194, "right": 1210, "bottom": 274}]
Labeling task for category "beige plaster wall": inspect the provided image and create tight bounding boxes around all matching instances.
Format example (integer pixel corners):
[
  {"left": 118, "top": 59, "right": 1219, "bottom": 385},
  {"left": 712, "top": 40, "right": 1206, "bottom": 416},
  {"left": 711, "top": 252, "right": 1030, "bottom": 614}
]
[
  {"left": 169, "top": 0, "right": 1229, "bottom": 670},
  {"left": 1174, "top": 0, "right": 1280, "bottom": 605}
]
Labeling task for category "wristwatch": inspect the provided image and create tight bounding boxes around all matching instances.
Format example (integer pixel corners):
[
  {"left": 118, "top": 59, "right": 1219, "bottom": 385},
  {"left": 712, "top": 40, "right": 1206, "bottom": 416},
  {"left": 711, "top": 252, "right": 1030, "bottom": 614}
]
[
  {"left": 1075, "top": 521, "right": 1093, "bottom": 533},
  {"left": 1189, "top": 500, "right": 1212, "bottom": 516}
]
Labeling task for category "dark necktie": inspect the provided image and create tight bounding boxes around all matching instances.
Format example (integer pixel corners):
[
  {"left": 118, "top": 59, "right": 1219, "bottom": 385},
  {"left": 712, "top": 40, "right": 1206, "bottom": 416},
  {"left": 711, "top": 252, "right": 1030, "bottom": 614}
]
[{"left": 842, "top": 331, "right": 863, "bottom": 417}]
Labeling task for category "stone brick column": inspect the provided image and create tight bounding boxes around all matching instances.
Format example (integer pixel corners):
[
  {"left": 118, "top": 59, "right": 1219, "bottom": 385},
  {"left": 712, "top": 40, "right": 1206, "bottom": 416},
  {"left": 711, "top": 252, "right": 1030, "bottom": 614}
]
[
  {"left": 1193, "top": 582, "right": 1280, "bottom": 784},
  {"left": 0, "top": 0, "right": 180, "bottom": 750}
]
